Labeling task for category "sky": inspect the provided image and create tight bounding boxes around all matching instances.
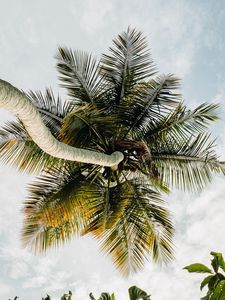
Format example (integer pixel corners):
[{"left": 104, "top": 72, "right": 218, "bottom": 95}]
[{"left": 0, "top": 0, "right": 225, "bottom": 299}]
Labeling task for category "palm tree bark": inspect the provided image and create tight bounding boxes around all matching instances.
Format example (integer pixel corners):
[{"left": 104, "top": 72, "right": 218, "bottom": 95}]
[{"left": 0, "top": 79, "right": 124, "bottom": 167}]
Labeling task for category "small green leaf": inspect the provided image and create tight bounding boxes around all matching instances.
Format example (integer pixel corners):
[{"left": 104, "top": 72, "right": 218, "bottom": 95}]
[
  {"left": 200, "top": 296, "right": 210, "bottom": 300},
  {"left": 183, "top": 263, "right": 213, "bottom": 274},
  {"left": 211, "top": 252, "right": 225, "bottom": 273},
  {"left": 111, "top": 294, "right": 115, "bottom": 300},
  {"left": 209, "top": 280, "right": 225, "bottom": 300},
  {"left": 128, "top": 286, "right": 151, "bottom": 300},
  {"left": 208, "top": 275, "right": 220, "bottom": 291},
  {"left": 211, "top": 256, "right": 219, "bottom": 273},
  {"left": 200, "top": 275, "right": 214, "bottom": 290},
  {"left": 98, "top": 293, "right": 114, "bottom": 300}
]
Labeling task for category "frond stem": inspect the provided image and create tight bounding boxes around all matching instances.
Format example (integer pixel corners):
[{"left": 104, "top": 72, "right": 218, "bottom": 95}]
[{"left": 38, "top": 108, "right": 63, "bottom": 122}]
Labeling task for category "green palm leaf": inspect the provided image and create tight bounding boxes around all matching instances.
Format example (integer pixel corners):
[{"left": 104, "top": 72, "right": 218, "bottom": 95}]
[
  {"left": 59, "top": 104, "right": 116, "bottom": 150},
  {"left": 27, "top": 88, "right": 72, "bottom": 132},
  {"left": 119, "top": 75, "right": 181, "bottom": 139},
  {"left": 28, "top": 88, "right": 72, "bottom": 118},
  {"left": 153, "top": 133, "right": 224, "bottom": 191},
  {"left": 56, "top": 48, "right": 105, "bottom": 104},
  {"left": 145, "top": 102, "right": 219, "bottom": 143},
  {"left": 22, "top": 218, "right": 79, "bottom": 253},
  {"left": 97, "top": 180, "right": 174, "bottom": 276},
  {"left": 100, "top": 27, "right": 156, "bottom": 105},
  {"left": 22, "top": 164, "right": 106, "bottom": 251},
  {"left": 23, "top": 166, "right": 100, "bottom": 225},
  {"left": 0, "top": 121, "right": 66, "bottom": 173},
  {"left": 82, "top": 179, "right": 130, "bottom": 236},
  {"left": 22, "top": 171, "right": 173, "bottom": 274}
]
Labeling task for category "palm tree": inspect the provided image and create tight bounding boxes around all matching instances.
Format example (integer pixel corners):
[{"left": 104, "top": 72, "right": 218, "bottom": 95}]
[{"left": 0, "top": 28, "right": 224, "bottom": 276}]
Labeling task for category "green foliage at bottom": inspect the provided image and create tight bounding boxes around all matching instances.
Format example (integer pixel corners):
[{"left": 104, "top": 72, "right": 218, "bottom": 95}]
[
  {"left": 184, "top": 252, "right": 225, "bottom": 299},
  {"left": 9, "top": 286, "right": 151, "bottom": 300}
]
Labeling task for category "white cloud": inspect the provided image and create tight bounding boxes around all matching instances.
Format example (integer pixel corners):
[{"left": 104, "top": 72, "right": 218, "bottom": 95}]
[
  {"left": 0, "top": 282, "right": 12, "bottom": 298},
  {"left": 23, "top": 276, "right": 46, "bottom": 289},
  {"left": 9, "top": 261, "right": 29, "bottom": 279},
  {"left": 80, "top": 0, "right": 113, "bottom": 35}
]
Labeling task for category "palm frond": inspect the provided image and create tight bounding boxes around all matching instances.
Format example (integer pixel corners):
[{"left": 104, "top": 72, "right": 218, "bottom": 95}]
[
  {"left": 119, "top": 74, "right": 181, "bottom": 139},
  {"left": 100, "top": 27, "right": 156, "bottom": 105},
  {"left": 27, "top": 88, "right": 72, "bottom": 133},
  {"left": 22, "top": 165, "right": 105, "bottom": 251},
  {"left": 145, "top": 102, "right": 219, "bottom": 143},
  {"left": 95, "top": 180, "right": 174, "bottom": 276},
  {"left": 23, "top": 166, "right": 97, "bottom": 227},
  {"left": 82, "top": 179, "right": 130, "bottom": 236},
  {"left": 22, "top": 218, "right": 79, "bottom": 253},
  {"left": 152, "top": 133, "right": 224, "bottom": 192},
  {"left": 0, "top": 121, "right": 66, "bottom": 173},
  {"left": 56, "top": 48, "right": 105, "bottom": 104},
  {"left": 22, "top": 169, "right": 83, "bottom": 252},
  {"left": 59, "top": 104, "right": 116, "bottom": 150}
]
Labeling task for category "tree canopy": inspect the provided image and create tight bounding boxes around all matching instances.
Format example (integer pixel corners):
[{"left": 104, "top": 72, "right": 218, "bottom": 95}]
[{"left": 0, "top": 28, "right": 224, "bottom": 276}]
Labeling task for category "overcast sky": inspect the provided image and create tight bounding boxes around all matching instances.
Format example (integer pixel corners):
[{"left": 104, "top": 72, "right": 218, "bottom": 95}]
[{"left": 0, "top": 1, "right": 225, "bottom": 299}]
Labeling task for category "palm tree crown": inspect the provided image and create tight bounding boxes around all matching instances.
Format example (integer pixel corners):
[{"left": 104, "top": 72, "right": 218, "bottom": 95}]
[{"left": 0, "top": 27, "right": 224, "bottom": 276}]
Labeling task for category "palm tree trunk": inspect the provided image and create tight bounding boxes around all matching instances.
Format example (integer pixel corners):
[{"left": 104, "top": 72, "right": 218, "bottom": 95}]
[{"left": 0, "top": 79, "right": 124, "bottom": 167}]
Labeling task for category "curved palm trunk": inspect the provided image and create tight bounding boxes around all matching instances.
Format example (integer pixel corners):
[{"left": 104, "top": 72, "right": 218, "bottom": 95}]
[{"left": 0, "top": 79, "right": 124, "bottom": 167}]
